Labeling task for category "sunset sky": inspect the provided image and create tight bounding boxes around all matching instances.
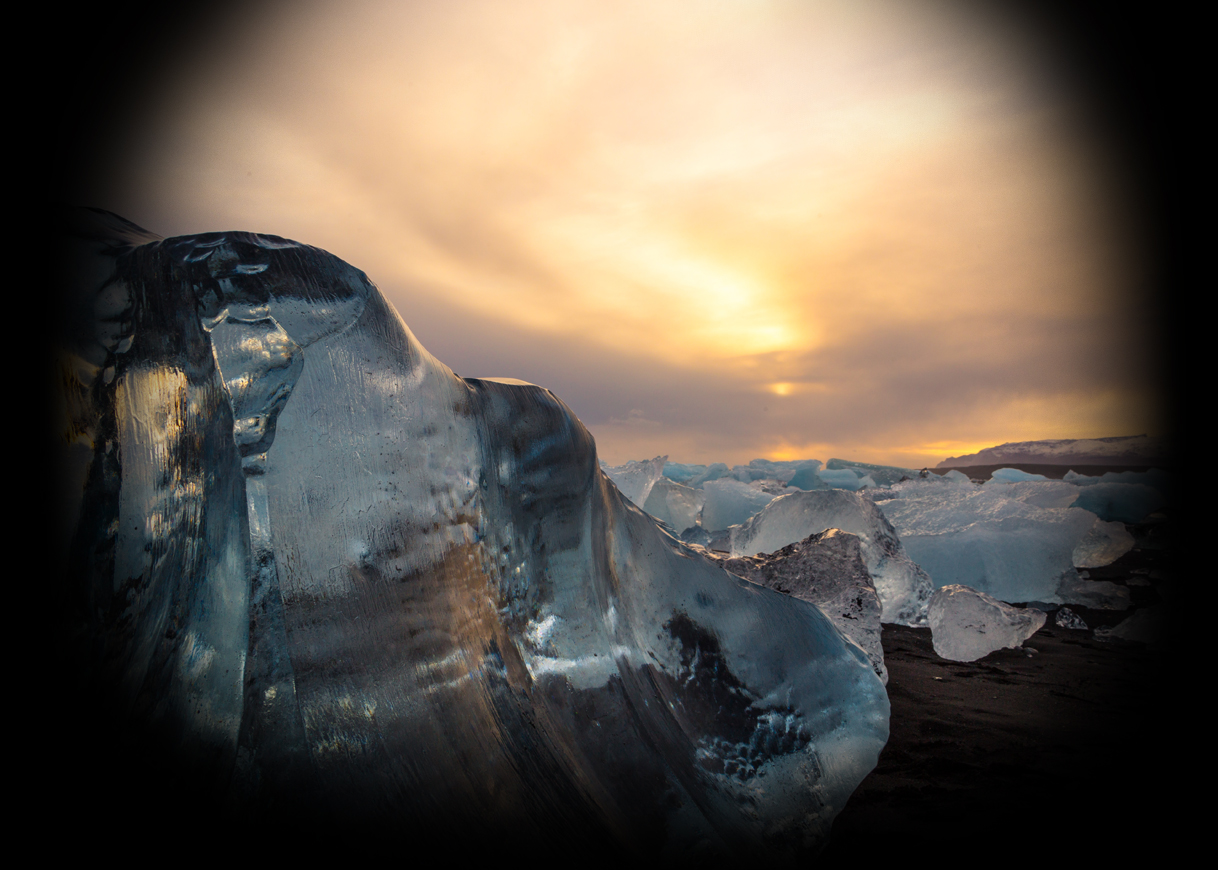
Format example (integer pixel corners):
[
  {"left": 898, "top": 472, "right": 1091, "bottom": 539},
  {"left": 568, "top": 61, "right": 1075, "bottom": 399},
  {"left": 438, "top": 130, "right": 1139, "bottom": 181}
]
[{"left": 80, "top": 0, "right": 1165, "bottom": 467}]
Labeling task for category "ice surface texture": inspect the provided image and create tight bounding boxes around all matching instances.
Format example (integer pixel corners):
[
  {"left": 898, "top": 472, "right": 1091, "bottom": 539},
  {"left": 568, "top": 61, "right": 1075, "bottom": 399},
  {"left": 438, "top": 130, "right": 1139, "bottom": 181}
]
[
  {"left": 928, "top": 585, "right": 1046, "bottom": 662},
  {"left": 878, "top": 478, "right": 1133, "bottom": 604},
  {"left": 718, "top": 530, "right": 887, "bottom": 684},
  {"left": 57, "top": 210, "right": 887, "bottom": 858},
  {"left": 729, "top": 490, "right": 933, "bottom": 627}
]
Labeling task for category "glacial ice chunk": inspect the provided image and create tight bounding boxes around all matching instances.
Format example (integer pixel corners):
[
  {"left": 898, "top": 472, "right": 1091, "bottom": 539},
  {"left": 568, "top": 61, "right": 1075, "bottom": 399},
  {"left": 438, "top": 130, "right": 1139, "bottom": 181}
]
[
  {"left": 57, "top": 210, "right": 888, "bottom": 857},
  {"left": 928, "top": 585, "right": 1046, "bottom": 662},
  {"left": 1055, "top": 607, "right": 1088, "bottom": 630},
  {"left": 1072, "top": 519, "right": 1135, "bottom": 568},
  {"left": 718, "top": 529, "right": 887, "bottom": 684},
  {"left": 824, "top": 458, "right": 921, "bottom": 487},
  {"left": 1068, "top": 482, "right": 1165, "bottom": 523},
  {"left": 641, "top": 476, "right": 705, "bottom": 532},
  {"left": 700, "top": 478, "right": 779, "bottom": 530},
  {"left": 989, "top": 467, "right": 1049, "bottom": 482},
  {"left": 601, "top": 455, "right": 667, "bottom": 507},
  {"left": 878, "top": 479, "right": 1125, "bottom": 604},
  {"left": 815, "top": 468, "right": 873, "bottom": 491},
  {"left": 729, "top": 490, "right": 933, "bottom": 626}
]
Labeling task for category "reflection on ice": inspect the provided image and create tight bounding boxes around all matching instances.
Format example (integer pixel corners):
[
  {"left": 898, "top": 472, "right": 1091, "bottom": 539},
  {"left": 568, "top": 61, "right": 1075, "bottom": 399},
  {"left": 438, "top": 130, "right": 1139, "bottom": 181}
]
[{"left": 57, "top": 210, "right": 887, "bottom": 859}]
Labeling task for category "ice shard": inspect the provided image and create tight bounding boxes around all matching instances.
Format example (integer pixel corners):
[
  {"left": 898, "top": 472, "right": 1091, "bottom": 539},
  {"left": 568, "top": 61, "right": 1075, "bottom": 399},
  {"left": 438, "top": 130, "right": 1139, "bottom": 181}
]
[{"left": 55, "top": 210, "right": 887, "bottom": 858}]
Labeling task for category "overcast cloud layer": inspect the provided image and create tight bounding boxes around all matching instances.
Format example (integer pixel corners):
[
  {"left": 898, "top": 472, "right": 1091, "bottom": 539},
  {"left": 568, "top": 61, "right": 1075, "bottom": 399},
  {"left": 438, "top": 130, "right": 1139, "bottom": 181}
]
[{"left": 86, "top": 0, "right": 1162, "bottom": 467}]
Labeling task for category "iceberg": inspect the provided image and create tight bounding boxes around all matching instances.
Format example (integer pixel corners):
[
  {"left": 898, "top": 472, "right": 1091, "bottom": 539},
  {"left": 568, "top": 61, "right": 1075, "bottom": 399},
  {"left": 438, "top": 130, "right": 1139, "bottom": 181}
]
[
  {"left": 56, "top": 210, "right": 887, "bottom": 857},
  {"left": 728, "top": 490, "right": 933, "bottom": 626}
]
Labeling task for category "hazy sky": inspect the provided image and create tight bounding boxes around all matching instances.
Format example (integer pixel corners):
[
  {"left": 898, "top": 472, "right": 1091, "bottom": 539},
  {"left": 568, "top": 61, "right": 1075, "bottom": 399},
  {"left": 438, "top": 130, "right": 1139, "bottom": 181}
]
[{"left": 89, "top": 0, "right": 1162, "bottom": 467}]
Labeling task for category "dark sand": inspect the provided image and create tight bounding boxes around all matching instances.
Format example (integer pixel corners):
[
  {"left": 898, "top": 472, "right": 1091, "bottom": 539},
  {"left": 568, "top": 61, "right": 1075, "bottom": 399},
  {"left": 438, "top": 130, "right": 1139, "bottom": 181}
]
[{"left": 821, "top": 526, "right": 1181, "bottom": 862}]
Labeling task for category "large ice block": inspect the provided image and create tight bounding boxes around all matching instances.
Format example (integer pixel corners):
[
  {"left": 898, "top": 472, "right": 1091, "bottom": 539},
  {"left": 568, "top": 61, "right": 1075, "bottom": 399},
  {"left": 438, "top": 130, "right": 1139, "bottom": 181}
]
[
  {"left": 878, "top": 479, "right": 1130, "bottom": 603},
  {"left": 56, "top": 210, "right": 888, "bottom": 858}
]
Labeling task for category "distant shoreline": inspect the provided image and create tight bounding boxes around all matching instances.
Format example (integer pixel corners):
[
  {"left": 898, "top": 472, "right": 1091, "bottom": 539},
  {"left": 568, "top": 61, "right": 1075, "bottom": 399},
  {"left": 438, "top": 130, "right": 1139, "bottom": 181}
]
[{"left": 930, "top": 463, "right": 1162, "bottom": 480}]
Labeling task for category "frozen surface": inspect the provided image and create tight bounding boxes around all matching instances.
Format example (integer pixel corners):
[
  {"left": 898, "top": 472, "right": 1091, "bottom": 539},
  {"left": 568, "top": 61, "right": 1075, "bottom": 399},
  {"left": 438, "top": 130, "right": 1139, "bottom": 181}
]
[
  {"left": 729, "top": 490, "right": 933, "bottom": 626},
  {"left": 718, "top": 529, "right": 887, "bottom": 684},
  {"left": 57, "top": 210, "right": 887, "bottom": 857},
  {"left": 878, "top": 479, "right": 1129, "bottom": 604},
  {"left": 928, "top": 585, "right": 1046, "bottom": 662}
]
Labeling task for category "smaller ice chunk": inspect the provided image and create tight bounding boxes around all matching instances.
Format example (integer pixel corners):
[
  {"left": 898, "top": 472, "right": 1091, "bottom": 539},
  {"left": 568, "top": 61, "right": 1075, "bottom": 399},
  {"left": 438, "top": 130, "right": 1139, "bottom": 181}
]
[
  {"left": 942, "top": 469, "right": 972, "bottom": 484},
  {"left": 602, "top": 456, "right": 667, "bottom": 507},
  {"left": 717, "top": 529, "right": 886, "bottom": 683},
  {"left": 825, "top": 458, "right": 921, "bottom": 487},
  {"left": 700, "top": 478, "right": 778, "bottom": 530},
  {"left": 1072, "top": 519, "right": 1135, "bottom": 568},
  {"left": 1055, "top": 573, "right": 1131, "bottom": 610},
  {"left": 985, "top": 479, "right": 1083, "bottom": 509},
  {"left": 989, "top": 468, "right": 1050, "bottom": 482},
  {"left": 659, "top": 462, "right": 703, "bottom": 484},
  {"left": 687, "top": 462, "right": 732, "bottom": 487},
  {"left": 642, "top": 476, "right": 705, "bottom": 533},
  {"left": 1055, "top": 607, "right": 1088, "bottom": 630},
  {"left": 787, "top": 465, "right": 829, "bottom": 491},
  {"left": 928, "top": 585, "right": 1046, "bottom": 662},
  {"left": 816, "top": 468, "right": 872, "bottom": 491}
]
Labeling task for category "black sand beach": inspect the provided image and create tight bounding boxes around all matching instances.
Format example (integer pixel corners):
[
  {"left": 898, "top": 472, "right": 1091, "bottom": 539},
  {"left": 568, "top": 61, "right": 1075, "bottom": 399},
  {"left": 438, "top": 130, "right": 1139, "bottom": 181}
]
[{"left": 822, "top": 523, "right": 1179, "bottom": 862}]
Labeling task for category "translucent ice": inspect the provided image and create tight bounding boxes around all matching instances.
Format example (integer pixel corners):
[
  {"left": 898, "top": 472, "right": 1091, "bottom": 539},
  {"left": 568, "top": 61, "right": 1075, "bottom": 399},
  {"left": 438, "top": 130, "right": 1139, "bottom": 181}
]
[
  {"left": 928, "top": 585, "right": 1046, "bottom": 662},
  {"left": 1072, "top": 519, "right": 1135, "bottom": 568},
  {"left": 602, "top": 455, "right": 667, "bottom": 507},
  {"left": 815, "top": 468, "right": 875, "bottom": 491},
  {"left": 729, "top": 490, "right": 933, "bottom": 626},
  {"left": 1067, "top": 482, "right": 1165, "bottom": 523},
  {"left": 717, "top": 529, "right": 887, "bottom": 684},
  {"left": 58, "top": 210, "right": 887, "bottom": 857},
  {"left": 824, "top": 458, "right": 921, "bottom": 487},
  {"left": 1054, "top": 607, "right": 1088, "bottom": 630},
  {"left": 700, "top": 478, "right": 779, "bottom": 530},
  {"left": 879, "top": 479, "right": 1129, "bottom": 604},
  {"left": 642, "top": 476, "right": 706, "bottom": 533},
  {"left": 989, "top": 467, "right": 1049, "bottom": 483}
]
